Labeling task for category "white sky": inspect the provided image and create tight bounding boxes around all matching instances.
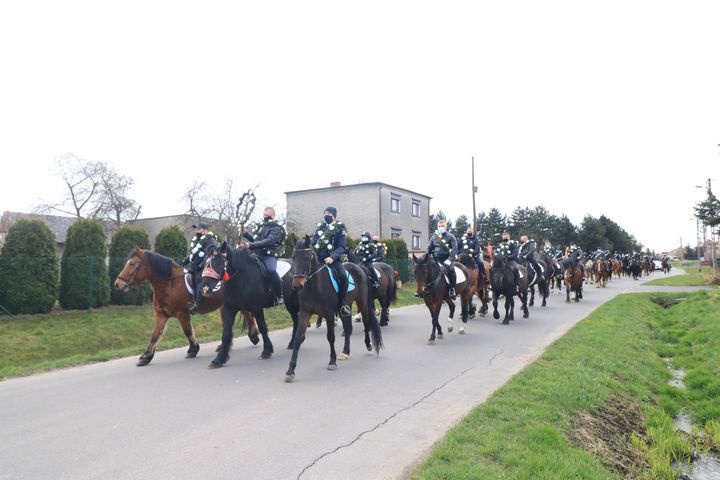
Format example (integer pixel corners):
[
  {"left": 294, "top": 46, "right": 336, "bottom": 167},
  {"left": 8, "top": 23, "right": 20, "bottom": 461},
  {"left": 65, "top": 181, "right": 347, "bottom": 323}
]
[{"left": 1, "top": 0, "right": 718, "bottom": 253}]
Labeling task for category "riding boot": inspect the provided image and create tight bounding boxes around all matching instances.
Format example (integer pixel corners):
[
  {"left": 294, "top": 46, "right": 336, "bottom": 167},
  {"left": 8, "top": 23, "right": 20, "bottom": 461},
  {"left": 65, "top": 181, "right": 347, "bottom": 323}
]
[
  {"left": 475, "top": 257, "right": 488, "bottom": 282},
  {"left": 512, "top": 267, "right": 520, "bottom": 294},
  {"left": 445, "top": 264, "right": 457, "bottom": 300},
  {"left": 188, "top": 269, "right": 202, "bottom": 313},
  {"left": 367, "top": 263, "right": 380, "bottom": 288},
  {"left": 334, "top": 262, "right": 351, "bottom": 317},
  {"left": 271, "top": 271, "right": 283, "bottom": 306}
]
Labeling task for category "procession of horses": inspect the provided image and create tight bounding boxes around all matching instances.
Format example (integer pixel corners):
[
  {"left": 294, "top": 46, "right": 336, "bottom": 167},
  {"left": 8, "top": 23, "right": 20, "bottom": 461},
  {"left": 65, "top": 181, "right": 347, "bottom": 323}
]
[{"left": 113, "top": 238, "right": 665, "bottom": 382}]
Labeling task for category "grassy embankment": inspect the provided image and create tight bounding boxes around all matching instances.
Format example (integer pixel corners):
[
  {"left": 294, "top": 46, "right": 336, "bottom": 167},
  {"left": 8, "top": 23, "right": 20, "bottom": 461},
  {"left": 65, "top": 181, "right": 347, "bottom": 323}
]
[
  {"left": 645, "top": 260, "right": 717, "bottom": 287},
  {"left": 0, "top": 285, "right": 422, "bottom": 379},
  {"left": 414, "top": 289, "right": 720, "bottom": 479}
]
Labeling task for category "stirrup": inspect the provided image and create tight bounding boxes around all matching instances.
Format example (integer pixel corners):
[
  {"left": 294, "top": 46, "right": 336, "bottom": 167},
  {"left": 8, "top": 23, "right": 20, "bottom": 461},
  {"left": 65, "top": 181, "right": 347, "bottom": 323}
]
[
  {"left": 275, "top": 296, "right": 284, "bottom": 306},
  {"left": 448, "top": 288, "right": 456, "bottom": 299},
  {"left": 340, "top": 305, "right": 352, "bottom": 316}
]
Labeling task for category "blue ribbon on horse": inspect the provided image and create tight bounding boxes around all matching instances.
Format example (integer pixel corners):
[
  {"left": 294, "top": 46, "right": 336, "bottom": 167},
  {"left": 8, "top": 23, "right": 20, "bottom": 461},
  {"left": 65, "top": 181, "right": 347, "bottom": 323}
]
[{"left": 326, "top": 265, "right": 355, "bottom": 293}]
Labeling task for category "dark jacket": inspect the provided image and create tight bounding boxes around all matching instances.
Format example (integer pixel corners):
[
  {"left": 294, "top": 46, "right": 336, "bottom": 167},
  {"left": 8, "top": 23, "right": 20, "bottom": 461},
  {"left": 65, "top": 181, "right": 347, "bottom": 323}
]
[
  {"left": 373, "top": 241, "right": 386, "bottom": 262},
  {"left": 354, "top": 241, "right": 377, "bottom": 263},
  {"left": 427, "top": 232, "right": 458, "bottom": 263},
  {"left": 519, "top": 240, "right": 536, "bottom": 262},
  {"left": 311, "top": 221, "right": 347, "bottom": 261},
  {"left": 248, "top": 221, "right": 286, "bottom": 257},
  {"left": 496, "top": 239, "right": 519, "bottom": 262},
  {"left": 184, "top": 231, "right": 218, "bottom": 270},
  {"left": 460, "top": 234, "right": 481, "bottom": 258}
]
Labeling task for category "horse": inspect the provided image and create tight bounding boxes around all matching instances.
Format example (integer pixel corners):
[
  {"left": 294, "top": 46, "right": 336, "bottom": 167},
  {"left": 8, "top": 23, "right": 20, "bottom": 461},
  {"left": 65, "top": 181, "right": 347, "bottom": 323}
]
[
  {"left": 593, "top": 258, "right": 611, "bottom": 288},
  {"left": 562, "top": 257, "right": 584, "bottom": 303},
  {"left": 611, "top": 258, "right": 622, "bottom": 279},
  {"left": 346, "top": 250, "right": 398, "bottom": 326},
  {"left": 286, "top": 237, "right": 382, "bottom": 382},
  {"left": 113, "top": 246, "right": 260, "bottom": 366},
  {"left": 629, "top": 258, "right": 642, "bottom": 280},
  {"left": 456, "top": 252, "right": 490, "bottom": 317},
  {"left": 662, "top": 257, "right": 671, "bottom": 274},
  {"left": 490, "top": 253, "right": 530, "bottom": 325},
  {"left": 584, "top": 259, "right": 595, "bottom": 284},
  {"left": 199, "top": 242, "right": 286, "bottom": 368},
  {"left": 520, "top": 257, "right": 550, "bottom": 307},
  {"left": 412, "top": 253, "right": 472, "bottom": 342}
]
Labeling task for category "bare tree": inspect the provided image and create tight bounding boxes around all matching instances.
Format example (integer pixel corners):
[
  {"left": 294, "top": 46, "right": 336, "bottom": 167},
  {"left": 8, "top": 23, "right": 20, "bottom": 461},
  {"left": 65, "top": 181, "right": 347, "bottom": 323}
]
[
  {"left": 36, "top": 153, "right": 104, "bottom": 218},
  {"left": 95, "top": 167, "right": 142, "bottom": 228}
]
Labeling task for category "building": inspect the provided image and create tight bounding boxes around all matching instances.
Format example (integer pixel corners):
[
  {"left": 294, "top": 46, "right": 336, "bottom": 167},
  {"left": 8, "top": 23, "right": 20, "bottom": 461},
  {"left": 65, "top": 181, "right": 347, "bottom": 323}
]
[{"left": 285, "top": 182, "right": 431, "bottom": 253}]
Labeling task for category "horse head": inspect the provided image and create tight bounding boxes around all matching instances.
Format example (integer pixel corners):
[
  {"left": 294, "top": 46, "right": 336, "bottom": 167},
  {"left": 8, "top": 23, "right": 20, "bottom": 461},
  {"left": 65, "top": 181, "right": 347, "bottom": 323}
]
[
  {"left": 200, "top": 241, "right": 229, "bottom": 296},
  {"left": 412, "top": 253, "right": 439, "bottom": 297},
  {"left": 114, "top": 246, "right": 149, "bottom": 292},
  {"left": 291, "top": 235, "right": 316, "bottom": 289}
]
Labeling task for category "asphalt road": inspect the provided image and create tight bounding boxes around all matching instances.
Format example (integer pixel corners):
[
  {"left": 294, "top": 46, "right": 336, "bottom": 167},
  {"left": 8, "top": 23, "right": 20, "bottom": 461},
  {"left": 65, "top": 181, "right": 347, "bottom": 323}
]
[{"left": 0, "top": 270, "right": 683, "bottom": 480}]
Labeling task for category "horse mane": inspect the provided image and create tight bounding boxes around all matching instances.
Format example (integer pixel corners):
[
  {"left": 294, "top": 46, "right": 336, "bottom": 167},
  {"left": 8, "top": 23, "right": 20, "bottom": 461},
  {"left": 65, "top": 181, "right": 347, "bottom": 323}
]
[{"left": 145, "top": 251, "right": 175, "bottom": 279}]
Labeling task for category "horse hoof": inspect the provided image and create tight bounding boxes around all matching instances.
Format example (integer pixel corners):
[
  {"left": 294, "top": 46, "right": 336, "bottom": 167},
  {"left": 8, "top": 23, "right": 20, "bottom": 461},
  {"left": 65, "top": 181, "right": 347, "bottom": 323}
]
[
  {"left": 502, "top": 320, "right": 510, "bottom": 325},
  {"left": 380, "top": 321, "right": 388, "bottom": 327},
  {"left": 208, "top": 361, "right": 224, "bottom": 369},
  {"left": 523, "top": 313, "right": 529, "bottom": 318},
  {"left": 259, "top": 352, "right": 272, "bottom": 360},
  {"left": 136, "top": 356, "right": 152, "bottom": 366},
  {"left": 469, "top": 313, "right": 475, "bottom": 320},
  {"left": 493, "top": 312, "right": 500, "bottom": 320},
  {"left": 565, "top": 300, "right": 571, "bottom": 304},
  {"left": 459, "top": 327, "right": 465, "bottom": 335},
  {"left": 366, "top": 345, "right": 372, "bottom": 352},
  {"left": 249, "top": 334, "right": 260, "bottom": 346},
  {"left": 427, "top": 339, "right": 435, "bottom": 345},
  {"left": 327, "top": 364, "right": 338, "bottom": 371},
  {"left": 185, "top": 351, "right": 198, "bottom": 359},
  {"left": 284, "top": 373, "right": 295, "bottom": 383},
  {"left": 338, "top": 353, "right": 349, "bottom": 361},
  {"left": 437, "top": 333, "right": 444, "bottom": 340},
  {"left": 447, "top": 323, "right": 453, "bottom": 333}
]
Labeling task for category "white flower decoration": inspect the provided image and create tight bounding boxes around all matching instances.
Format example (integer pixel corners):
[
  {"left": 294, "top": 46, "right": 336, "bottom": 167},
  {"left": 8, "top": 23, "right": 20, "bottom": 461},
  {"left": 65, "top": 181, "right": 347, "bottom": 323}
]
[
  {"left": 315, "top": 243, "right": 321, "bottom": 249},
  {"left": 199, "top": 251, "right": 205, "bottom": 258},
  {"left": 328, "top": 225, "right": 335, "bottom": 231}
]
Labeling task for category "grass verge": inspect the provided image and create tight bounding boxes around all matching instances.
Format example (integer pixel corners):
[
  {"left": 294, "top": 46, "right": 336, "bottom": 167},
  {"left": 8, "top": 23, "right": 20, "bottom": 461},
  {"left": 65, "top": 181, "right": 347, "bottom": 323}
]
[
  {"left": 0, "top": 285, "right": 423, "bottom": 380},
  {"left": 413, "top": 290, "right": 720, "bottom": 479},
  {"left": 644, "top": 265, "right": 716, "bottom": 287}
]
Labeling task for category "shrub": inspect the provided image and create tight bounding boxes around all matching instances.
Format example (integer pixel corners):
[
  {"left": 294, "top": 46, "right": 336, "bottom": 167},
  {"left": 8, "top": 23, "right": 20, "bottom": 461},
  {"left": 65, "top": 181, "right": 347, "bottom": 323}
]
[
  {"left": 109, "top": 226, "right": 151, "bottom": 305},
  {"left": 59, "top": 219, "right": 110, "bottom": 310},
  {"left": 154, "top": 225, "right": 187, "bottom": 261},
  {"left": 0, "top": 219, "right": 58, "bottom": 314}
]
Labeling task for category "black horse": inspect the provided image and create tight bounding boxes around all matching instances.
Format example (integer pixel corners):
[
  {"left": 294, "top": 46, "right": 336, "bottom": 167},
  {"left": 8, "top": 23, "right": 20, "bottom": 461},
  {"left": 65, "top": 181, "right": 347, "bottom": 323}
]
[
  {"left": 519, "top": 256, "right": 550, "bottom": 307},
  {"left": 199, "top": 242, "right": 288, "bottom": 368},
  {"left": 629, "top": 258, "right": 642, "bottom": 280},
  {"left": 286, "top": 237, "right": 382, "bottom": 382},
  {"left": 490, "top": 253, "right": 529, "bottom": 324},
  {"left": 347, "top": 250, "right": 398, "bottom": 326}
]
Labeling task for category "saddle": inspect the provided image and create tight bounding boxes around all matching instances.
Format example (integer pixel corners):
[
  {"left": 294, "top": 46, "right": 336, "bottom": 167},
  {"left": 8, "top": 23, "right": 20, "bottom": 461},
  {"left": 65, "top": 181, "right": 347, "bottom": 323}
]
[{"left": 438, "top": 263, "right": 466, "bottom": 284}]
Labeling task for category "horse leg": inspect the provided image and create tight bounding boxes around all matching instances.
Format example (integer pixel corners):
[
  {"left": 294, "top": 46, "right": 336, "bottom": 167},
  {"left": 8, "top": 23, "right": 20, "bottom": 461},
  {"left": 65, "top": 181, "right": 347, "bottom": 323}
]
[
  {"left": 529, "top": 285, "right": 535, "bottom": 307},
  {"left": 480, "top": 287, "right": 488, "bottom": 315},
  {"left": 459, "top": 291, "right": 469, "bottom": 335},
  {"left": 492, "top": 292, "right": 500, "bottom": 320},
  {"left": 285, "top": 311, "right": 311, "bottom": 382},
  {"left": 522, "top": 290, "right": 529, "bottom": 318},
  {"left": 541, "top": 280, "right": 548, "bottom": 307},
  {"left": 446, "top": 298, "right": 455, "bottom": 334},
  {"left": 428, "top": 303, "right": 442, "bottom": 344},
  {"left": 326, "top": 308, "right": 338, "bottom": 371},
  {"left": 503, "top": 296, "right": 512, "bottom": 324},
  {"left": 338, "top": 313, "right": 353, "bottom": 360},
  {"left": 254, "top": 309, "right": 274, "bottom": 360},
  {"left": 137, "top": 309, "right": 170, "bottom": 366},
  {"left": 379, "top": 292, "right": 390, "bottom": 326},
  {"left": 565, "top": 283, "right": 571, "bottom": 303},
  {"left": 242, "top": 311, "right": 260, "bottom": 346},
  {"left": 209, "top": 308, "right": 236, "bottom": 368},
  {"left": 287, "top": 308, "right": 300, "bottom": 350},
  {"left": 177, "top": 312, "right": 200, "bottom": 359}
]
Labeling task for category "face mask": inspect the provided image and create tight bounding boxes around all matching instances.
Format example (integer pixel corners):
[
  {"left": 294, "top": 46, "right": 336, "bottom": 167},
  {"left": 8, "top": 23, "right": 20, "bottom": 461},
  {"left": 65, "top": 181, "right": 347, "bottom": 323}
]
[
  {"left": 324, "top": 215, "right": 334, "bottom": 224},
  {"left": 361, "top": 236, "right": 369, "bottom": 243},
  {"left": 466, "top": 233, "right": 473, "bottom": 238},
  {"left": 437, "top": 227, "right": 446, "bottom": 234},
  {"left": 263, "top": 215, "right": 272, "bottom": 222}
]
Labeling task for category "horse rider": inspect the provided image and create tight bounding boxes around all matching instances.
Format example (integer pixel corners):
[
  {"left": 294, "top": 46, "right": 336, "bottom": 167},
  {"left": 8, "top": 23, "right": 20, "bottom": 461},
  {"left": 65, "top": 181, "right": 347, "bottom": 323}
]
[
  {"left": 497, "top": 230, "right": 521, "bottom": 294},
  {"left": 181, "top": 222, "right": 218, "bottom": 313},
  {"left": 461, "top": 227, "right": 488, "bottom": 282},
  {"left": 311, "top": 206, "right": 352, "bottom": 317},
  {"left": 426, "top": 219, "right": 458, "bottom": 299},
  {"left": 354, "top": 231, "right": 381, "bottom": 288},
  {"left": 372, "top": 235, "right": 386, "bottom": 262},
  {"left": 519, "top": 234, "right": 542, "bottom": 283},
  {"left": 239, "top": 206, "right": 286, "bottom": 305}
]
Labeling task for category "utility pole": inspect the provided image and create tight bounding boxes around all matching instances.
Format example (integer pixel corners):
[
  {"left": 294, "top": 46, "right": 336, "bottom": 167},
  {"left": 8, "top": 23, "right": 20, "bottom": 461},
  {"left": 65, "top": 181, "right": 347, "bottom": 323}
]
[{"left": 471, "top": 156, "right": 478, "bottom": 233}]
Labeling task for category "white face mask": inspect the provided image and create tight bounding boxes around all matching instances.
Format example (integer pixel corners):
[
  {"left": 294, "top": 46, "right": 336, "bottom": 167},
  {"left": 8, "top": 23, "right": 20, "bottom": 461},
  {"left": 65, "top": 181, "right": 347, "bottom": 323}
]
[{"left": 437, "top": 227, "right": 446, "bottom": 234}]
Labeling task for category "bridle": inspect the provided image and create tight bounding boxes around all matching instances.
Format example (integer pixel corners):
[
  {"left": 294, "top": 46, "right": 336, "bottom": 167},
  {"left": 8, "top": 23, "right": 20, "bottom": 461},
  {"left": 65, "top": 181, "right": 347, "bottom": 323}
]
[
  {"left": 292, "top": 248, "right": 325, "bottom": 281},
  {"left": 416, "top": 259, "right": 443, "bottom": 297},
  {"left": 117, "top": 254, "right": 144, "bottom": 286}
]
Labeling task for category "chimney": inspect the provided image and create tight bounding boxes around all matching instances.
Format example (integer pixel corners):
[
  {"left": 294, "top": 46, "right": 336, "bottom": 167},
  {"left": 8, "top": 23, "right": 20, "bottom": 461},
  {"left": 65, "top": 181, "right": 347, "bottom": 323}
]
[{"left": 330, "top": 182, "right": 341, "bottom": 188}]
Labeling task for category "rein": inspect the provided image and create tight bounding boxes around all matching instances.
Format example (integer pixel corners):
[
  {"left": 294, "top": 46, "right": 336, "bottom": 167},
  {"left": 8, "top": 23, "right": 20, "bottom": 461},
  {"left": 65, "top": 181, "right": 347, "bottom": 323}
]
[{"left": 292, "top": 248, "right": 325, "bottom": 281}]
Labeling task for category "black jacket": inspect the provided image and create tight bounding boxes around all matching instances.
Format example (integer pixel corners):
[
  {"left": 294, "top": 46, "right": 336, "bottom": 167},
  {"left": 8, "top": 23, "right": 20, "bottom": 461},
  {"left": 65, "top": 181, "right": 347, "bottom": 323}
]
[
  {"left": 427, "top": 232, "right": 457, "bottom": 263},
  {"left": 497, "top": 239, "right": 519, "bottom": 262},
  {"left": 460, "top": 234, "right": 481, "bottom": 258},
  {"left": 248, "top": 221, "right": 286, "bottom": 257},
  {"left": 354, "top": 241, "right": 377, "bottom": 263},
  {"left": 519, "top": 240, "right": 536, "bottom": 262}
]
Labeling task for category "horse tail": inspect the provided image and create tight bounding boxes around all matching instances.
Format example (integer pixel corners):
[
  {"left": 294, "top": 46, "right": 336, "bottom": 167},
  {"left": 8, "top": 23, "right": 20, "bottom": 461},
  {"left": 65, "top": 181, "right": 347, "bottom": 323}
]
[
  {"left": 366, "top": 286, "right": 384, "bottom": 353},
  {"left": 387, "top": 271, "right": 398, "bottom": 305}
]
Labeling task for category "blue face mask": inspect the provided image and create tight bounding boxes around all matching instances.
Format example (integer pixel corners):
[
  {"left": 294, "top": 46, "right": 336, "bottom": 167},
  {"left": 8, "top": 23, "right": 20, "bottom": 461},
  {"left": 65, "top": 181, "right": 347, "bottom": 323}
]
[
  {"left": 324, "top": 215, "right": 334, "bottom": 224},
  {"left": 437, "top": 227, "right": 446, "bottom": 234}
]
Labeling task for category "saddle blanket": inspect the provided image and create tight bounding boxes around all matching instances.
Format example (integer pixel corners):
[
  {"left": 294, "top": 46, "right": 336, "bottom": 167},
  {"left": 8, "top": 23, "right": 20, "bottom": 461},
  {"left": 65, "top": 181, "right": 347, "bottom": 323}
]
[
  {"left": 442, "top": 265, "right": 467, "bottom": 285},
  {"left": 327, "top": 266, "right": 356, "bottom": 294},
  {"left": 184, "top": 274, "right": 222, "bottom": 296},
  {"left": 374, "top": 267, "right": 382, "bottom": 279},
  {"left": 277, "top": 259, "right": 292, "bottom": 279}
]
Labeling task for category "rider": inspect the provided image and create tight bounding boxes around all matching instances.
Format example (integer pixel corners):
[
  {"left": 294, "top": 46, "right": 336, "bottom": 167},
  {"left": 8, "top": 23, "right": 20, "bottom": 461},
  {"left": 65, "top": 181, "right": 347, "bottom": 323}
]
[
  {"left": 461, "top": 227, "right": 488, "bottom": 282},
  {"left": 426, "top": 219, "right": 458, "bottom": 299},
  {"left": 497, "top": 230, "right": 521, "bottom": 294},
  {"left": 372, "top": 235, "right": 386, "bottom": 262},
  {"left": 181, "top": 222, "right": 218, "bottom": 313},
  {"left": 354, "top": 231, "right": 380, "bottom": 288},
  {"left": 239, "top": 207, "right": 286, "bottom": 305},
  {"left": 518, "top": 234, "right": 542, "bottom": 283},
  {"left": 311, "top": 206, "right": 352, "bottom": 317}
]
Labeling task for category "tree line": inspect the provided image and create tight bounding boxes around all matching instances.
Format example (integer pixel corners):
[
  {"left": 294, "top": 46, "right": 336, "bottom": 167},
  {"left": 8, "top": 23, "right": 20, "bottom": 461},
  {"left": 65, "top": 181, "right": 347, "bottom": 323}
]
[{"left": 430, "top": 206, "right": 644, "bottom": 253}]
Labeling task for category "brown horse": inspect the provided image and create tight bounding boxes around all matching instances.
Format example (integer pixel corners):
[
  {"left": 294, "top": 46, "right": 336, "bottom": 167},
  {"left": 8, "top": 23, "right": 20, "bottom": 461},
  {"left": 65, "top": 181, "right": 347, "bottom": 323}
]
[
  {"left": 456, "top": 252, "right": 489, "bottom": 317},
  {"left": 593, "top": 259, "right": 611, "bottom": 288},
  {"left": 611, "top": 258, "right": 622, "bottom": 279},
  {"left": 563, "top": 258, "right": 584, "bottom": 303},
  {"left": 662, "top": 257, "right": 672, "bottom": 274},
  {"left": 113, "top": 247, "right": 258, "bottom": 366},
  {"left": 412, "top": 253, "right": 472, "bottom": 342}
]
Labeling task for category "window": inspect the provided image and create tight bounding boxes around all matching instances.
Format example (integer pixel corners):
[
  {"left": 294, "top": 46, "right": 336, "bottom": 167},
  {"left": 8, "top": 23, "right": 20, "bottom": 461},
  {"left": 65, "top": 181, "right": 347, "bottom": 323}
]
[
  {"left": 412, "top": 231, "right": 421, "bottom": 249},
  {"left": 391, "top": 228, "right": 402, "bottom": 239},
  {"left": 390, "top": 193, "right": 401, "bottom": 213},
  {"left": 412, "top": 200, "right": 421, "bottom": 217}
]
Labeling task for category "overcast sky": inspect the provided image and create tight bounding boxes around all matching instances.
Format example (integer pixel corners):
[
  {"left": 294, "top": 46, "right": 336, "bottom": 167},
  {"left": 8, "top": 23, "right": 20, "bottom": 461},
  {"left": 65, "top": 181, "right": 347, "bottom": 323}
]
[{"left": 1, "top": 1, "right": 718, "bottom": 253}]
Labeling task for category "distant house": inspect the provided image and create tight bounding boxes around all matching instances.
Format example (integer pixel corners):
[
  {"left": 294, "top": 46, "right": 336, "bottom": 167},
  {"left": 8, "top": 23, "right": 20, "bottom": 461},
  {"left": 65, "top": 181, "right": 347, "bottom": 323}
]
[{"left": 285, "top": 182, "right": 431, "bottom": 253}]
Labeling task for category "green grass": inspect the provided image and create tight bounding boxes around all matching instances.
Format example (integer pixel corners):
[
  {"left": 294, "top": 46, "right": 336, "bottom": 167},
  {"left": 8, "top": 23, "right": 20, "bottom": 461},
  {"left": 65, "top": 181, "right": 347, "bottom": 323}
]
[
  {"left": 413, "top": 290, "right": 720, "bottom": 480},
  {"left": 644, "top": 265, "right": 716, "bottom": 287},
  {"left": 0, "top": 285, "right": 423, "bottom": 380}
]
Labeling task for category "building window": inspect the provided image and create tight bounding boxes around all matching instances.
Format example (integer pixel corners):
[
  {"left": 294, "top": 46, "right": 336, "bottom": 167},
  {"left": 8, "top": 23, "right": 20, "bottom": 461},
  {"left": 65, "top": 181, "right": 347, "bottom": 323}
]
[
  {"left": 412, "top": 231, "right": 421, "bottom": 249},
  {"left": 411, "top": 200, "right": 420, "bottom": 217},
  {"left": 390, "top": 193, "right": 401, "bottom": 213},
  {"left": 391, "top": 228, "right": 402, "bottom": 239}
]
